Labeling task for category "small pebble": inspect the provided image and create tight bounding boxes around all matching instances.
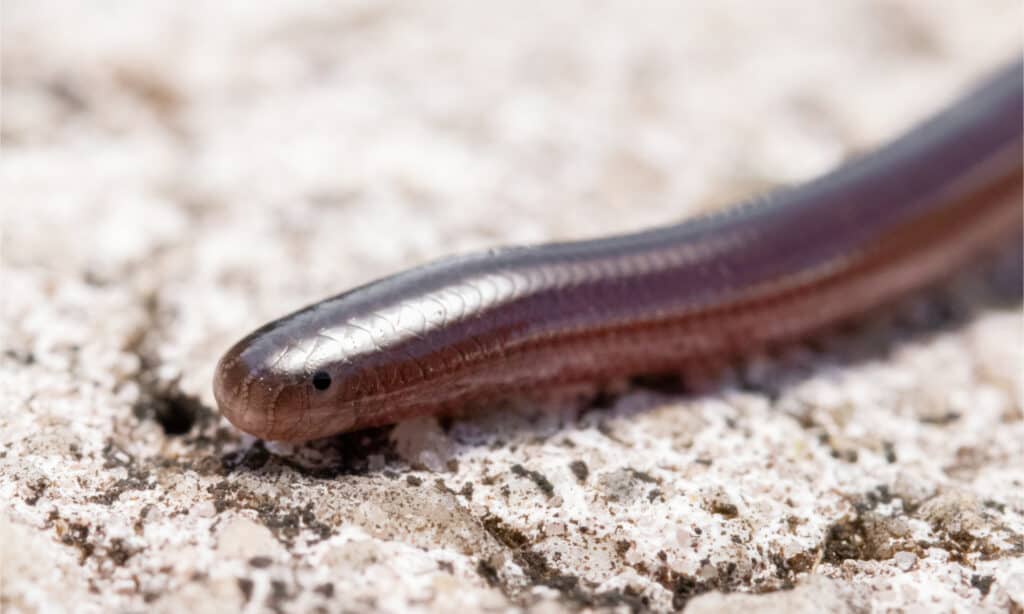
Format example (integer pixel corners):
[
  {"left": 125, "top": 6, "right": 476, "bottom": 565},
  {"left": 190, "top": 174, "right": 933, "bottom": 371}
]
[
  {"left": 894, "top": 551, "right": 917, "bottom": 571},
  {"left": 698, "top": 563, "right": 718, "bottom": 580},
  {"left": 192, "top": 501, "right": 216, "bottom": 518},
  {"left": 544, "top": 521, "right": 566, "bottom": 537},
  {"left": 927, "top": 548, "right": 949, "bottom": 562}
]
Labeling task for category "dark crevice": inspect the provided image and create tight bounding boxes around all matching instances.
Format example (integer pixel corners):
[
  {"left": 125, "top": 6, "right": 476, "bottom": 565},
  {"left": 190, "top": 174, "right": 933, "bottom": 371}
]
[
  {"left": 819, "top": 486, "right": 1017, "bottom": 568},
  {"left": 132, "top": 385, "right": 209, "bottom": 436},
  {"left": 121, "top": 288, "right": 222, "bottom": 442},
  {"left": 477, "top": 514, "right": 653, "bottom": 612},
  {"left": 475, "top": 513, "right": 770, "bottom": 612},
  {"left": 218, "top": 425, "right": 398, "bottom": 479}
]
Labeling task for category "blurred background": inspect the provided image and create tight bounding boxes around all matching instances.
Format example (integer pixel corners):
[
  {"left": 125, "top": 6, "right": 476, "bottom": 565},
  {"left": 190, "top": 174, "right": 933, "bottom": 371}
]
[
  {"left": 2, "top": 3, "right": 1022, "bottom": 612},
  {"left": 4, "top": 3, "right": 1020, "bottom": 386},
  {"left": 5, "top": 1, "right": 1021, "bottom": 393}
]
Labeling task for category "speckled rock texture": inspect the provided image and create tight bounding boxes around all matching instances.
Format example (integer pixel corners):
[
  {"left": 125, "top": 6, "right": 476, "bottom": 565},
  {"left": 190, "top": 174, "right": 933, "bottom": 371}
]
[{"left": 2, "top": 2, "right": 1023, "bottom": 613}]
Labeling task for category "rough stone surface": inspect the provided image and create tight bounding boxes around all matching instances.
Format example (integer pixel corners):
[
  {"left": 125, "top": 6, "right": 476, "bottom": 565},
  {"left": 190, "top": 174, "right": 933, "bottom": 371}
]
[{"left": 2, "top": 2, "right": 1023, "bottom": 613}]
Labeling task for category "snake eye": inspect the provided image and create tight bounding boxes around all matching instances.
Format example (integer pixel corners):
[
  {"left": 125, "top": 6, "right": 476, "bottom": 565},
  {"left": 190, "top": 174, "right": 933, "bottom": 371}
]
[{"left": 311, "top": 370, "right": 332, "bottom": 391}]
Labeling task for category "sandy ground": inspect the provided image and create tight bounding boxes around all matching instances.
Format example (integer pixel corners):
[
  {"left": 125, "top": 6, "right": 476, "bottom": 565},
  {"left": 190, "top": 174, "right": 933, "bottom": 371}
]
[{"left": 2, "top": 2, "right": 1023, "bottom": 612}]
